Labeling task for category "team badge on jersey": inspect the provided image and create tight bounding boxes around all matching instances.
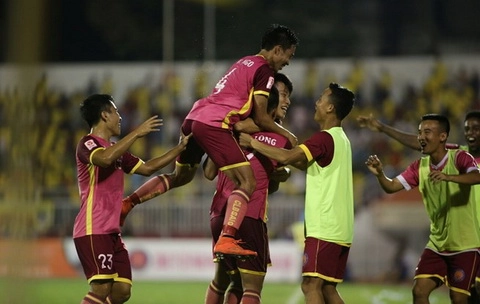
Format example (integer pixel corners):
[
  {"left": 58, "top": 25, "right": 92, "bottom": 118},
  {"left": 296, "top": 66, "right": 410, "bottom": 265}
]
[
  {"left": 84, "top": 139, "right": 97, "bottom": 150},
  {"left": 266, "top": 76, "right": 275, "bottom": 89}
]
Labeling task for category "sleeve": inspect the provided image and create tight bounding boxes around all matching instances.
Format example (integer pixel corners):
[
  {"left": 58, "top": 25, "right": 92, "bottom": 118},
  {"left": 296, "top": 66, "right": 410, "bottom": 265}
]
[
  {"left": 455, "top": 150, "right": 479, "bottom": 173},
  {"left": 397, "top": 160, "right": 420, "bottom": 190},
  {"left": 252, "top": 64, "right": 275, "bottom": 96},
  {"left": 301, "top": 131, "right": 334, "bottom": 166},
  {"left": 77, "top": 136, "right": 104, "bottom": 165},
  {"left": 121, "top": 151, "right": 143, "bottom": 174},
  {"left": 446, "top": 143, "right": 460, "bottom": 149}
]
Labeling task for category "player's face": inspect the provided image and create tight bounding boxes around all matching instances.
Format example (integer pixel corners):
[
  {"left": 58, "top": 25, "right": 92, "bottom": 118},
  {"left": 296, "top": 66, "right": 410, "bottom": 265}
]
[
  {"left": 464, "top": 117, "right": 480, "bottom": 156},
  {"left": 272, "top": 45, "right": 296, "bottom": 72},
  {"left": 106, "top": 101, "right": 122, "bottom": 136},
  {"left": 314, "top": 88, "right": 332, "bottom": 123},
  {"left": 417, "top": 120, "right": 446, "bottom": 155},
  {"left": 274, "top": 81, "right": 291, "bottom": 121}
]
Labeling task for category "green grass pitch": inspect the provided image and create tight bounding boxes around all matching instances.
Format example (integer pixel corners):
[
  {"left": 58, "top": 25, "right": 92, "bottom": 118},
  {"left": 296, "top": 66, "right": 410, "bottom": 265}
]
[{"left": 0, "top": 278, "right": 451, "bottom": 304}]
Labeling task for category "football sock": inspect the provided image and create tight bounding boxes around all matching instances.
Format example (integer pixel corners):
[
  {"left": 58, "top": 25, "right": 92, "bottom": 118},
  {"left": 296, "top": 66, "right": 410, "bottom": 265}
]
[
  {"left": 127, "top": 174, "right": 173, "bottom": 205},
  {"left": 241, "top": 289, "right": 261, "bottom": 304},
  {"left": 225, "top": 286, "right": 242, "bottom": 304},
  {"left": 204, "top": 280, "right": 225, "bottom": 304},
  {"left": 81, "top": 292, "right": 105, "bottom": 304},
  {"left": 221, "top": 189, "right": 249, "bottom": 237}
]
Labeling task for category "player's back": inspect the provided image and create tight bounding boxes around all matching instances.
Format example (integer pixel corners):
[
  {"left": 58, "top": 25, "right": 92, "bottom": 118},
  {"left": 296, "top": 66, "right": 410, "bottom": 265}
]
[{"left": 186, "top": 55, "right": 272, "bottom": 129}]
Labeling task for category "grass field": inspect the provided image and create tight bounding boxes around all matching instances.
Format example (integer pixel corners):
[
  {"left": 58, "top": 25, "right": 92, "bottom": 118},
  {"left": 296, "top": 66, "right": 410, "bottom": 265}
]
[{"left": 0, "top": 278, "right": 451, "bottom": 304}]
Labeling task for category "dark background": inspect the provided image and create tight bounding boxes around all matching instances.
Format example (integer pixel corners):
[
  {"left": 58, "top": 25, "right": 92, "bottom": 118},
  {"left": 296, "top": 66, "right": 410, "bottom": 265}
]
[{"left": 1, "top": 0, "right": 480, "bottom": 62}]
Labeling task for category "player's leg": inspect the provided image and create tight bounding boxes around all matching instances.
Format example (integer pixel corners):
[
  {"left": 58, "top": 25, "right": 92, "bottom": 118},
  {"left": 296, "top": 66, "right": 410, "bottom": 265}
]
[
  {"left": 206, "top": 216, "right": 235, "bottom": 304},
  {"left": 412, "top": 249, "right": 446, "bottom": 304},
  {"left": 301, "top": 238, "right": 349, "bottom": 304},
  {"left": 412, "top": 278, "right": 440, "bottom": 304},
  {"left": 75, "top": 235, "right": 119, "bottom": 303},
  {"left": 240, "top": 272, "right": 265, "bottom": 304},
  {"left": 191, "top": 121, "right": 257, "bottom": 258},
  {"left": 236, "top": 218, "right": 269, "bottom": 304},
  {"left": 205, "top": 261, "right": 232, "bottom": 304},
  {"left": 120, "top": 119, "right": 202, "bottom": 226},
  {"left": 225, "top": 272, "right": 243, "bottom": 304},
  {"left": 322, "top": 282, "right": 344, "bottom": 304},
  {"left": 213, "top": 165, "right": 257, "bottom": 258},
  {"left": 301, "top": 277, "right": 325, "bottom": 304},
  {"left": 83, "top": 280, "right": 113, "bottom": 304},
  {"left": 446, "top": 251, "right": 479, "bottom": 304},
  {"left": 120, "top": 163, "right": 198, "bottom": 225},
  {"left": 108, "top": 234, "right": 132, "bottom": 304}
]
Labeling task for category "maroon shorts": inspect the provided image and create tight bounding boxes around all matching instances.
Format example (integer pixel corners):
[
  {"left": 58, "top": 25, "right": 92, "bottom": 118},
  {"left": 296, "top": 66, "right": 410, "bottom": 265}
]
[
  {"left": 74, "top": 234, "right": 132, "bottom": 285},
  {"left": 415, "top": 248, "right": 479, "bottom": 294},
  {"left": 211, "top": 216, "right": 270, "bottom": 275},
  {"left": 178, "top": 119, "right": 249, "bottom": 170},
  {"left": 302, "top": 237, "right": 350, "bottom": 282}
]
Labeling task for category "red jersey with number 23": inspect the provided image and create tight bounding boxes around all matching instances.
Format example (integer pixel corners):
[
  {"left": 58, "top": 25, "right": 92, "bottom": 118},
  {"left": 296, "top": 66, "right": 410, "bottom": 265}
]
[{"left": 73, "top": 134, "right": 142, "bottom": 238}]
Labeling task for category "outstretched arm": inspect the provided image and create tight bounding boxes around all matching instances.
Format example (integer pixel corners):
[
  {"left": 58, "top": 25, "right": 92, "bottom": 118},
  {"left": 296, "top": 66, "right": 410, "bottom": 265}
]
[
  {"left": 357, "top": 113, "right": 420, "bottom": 151},
  {"left": 93, "top": 116, "right": 163, "bottom": 168},
  {"left": 429, "top": 170, "right": 480, "bottom": 185},
  {"left": 239, "top": 133, "right": 307, "bottom": 170},
  {"left": 135, "top": 132, "right": 192, "bottom": 176},
  {"left": 253, "top": 94, "right": 297, "bottom": 146}
]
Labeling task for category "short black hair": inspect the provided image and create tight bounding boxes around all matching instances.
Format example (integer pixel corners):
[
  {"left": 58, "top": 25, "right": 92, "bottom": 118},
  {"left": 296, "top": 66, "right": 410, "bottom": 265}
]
[
  {"left": 328, "top": 83, "right": 355, "bottom": 120},
  {"left": 465, "top": 111, "right": 480, "bottom": 122},
  {"left": 80, "top": 94, "right": 114, "bottom": 128},
  {"left": 266, "top": 85, "right": 280, "bottom": 114},
  {"left": 261, "top": 24, "right": 299, "bottom": 51},
  {"left": 274, "top": 73, "right": 293, "bottom": 95},
  {"left": 421, "top": 113, "right": 450, "bottom": 135}
]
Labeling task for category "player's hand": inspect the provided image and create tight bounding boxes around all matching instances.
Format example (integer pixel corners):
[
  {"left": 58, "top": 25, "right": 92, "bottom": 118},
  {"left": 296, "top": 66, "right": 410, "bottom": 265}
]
[
  {"left": 270, "top": 166, "right": 291, "bottom": 182},
  {"left": 287, "top": 133, "right": 298, "bottom": 147},
  {"left": 428, "top": 170, "right": 449, "bottom": 183},
  {"left": 357, "top": 113, "right": 382, "bottom": 132},
  {"left": 365, "top": 154, "right": 384, "bottom": 176},
  {"left": 239, "top": 133, "right": 254, "bottom": 148},
  {"left": 178, "top": 132, "right": 192, "bottom": 148},
  {"left": 134, "top": 116, "right": 163, "bottom": 138}
]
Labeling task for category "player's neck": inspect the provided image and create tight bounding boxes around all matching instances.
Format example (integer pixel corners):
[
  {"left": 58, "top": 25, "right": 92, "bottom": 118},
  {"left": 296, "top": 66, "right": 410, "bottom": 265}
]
[{"left": 90, "top": 126, "right": 111, "bottom": 142}]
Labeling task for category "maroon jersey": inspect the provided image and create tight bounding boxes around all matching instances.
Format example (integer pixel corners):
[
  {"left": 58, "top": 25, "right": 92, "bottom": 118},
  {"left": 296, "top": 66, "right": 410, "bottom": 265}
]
[
  {"left": 74, "top": 134, "right": 142, "bottom": 237},
  {"left": 210, "top": 131, "right": 291, "bottom": 221},
  {"left": 186, "top": 55, "right": 275, "bottom": 130}
]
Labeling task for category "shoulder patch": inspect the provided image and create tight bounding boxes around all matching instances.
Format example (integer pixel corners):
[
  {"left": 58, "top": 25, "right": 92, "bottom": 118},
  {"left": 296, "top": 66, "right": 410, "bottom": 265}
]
[
  {"left": 84, "top": 139, "right": 97, "bottom": 150},
  {"left": 266, "top": 76, "right": 275, "bottom": 89}
]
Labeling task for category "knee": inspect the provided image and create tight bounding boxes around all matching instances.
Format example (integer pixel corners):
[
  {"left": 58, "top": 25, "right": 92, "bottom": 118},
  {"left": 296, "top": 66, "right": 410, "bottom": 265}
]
[
  {"left": 111, "top": 291, "right": 131, "bottom": 304},
  {"left": 171, "top": 168, "right": 196, "bottom": 188},
  {"left": 412, "top": 284, "right": 430, "bottom": 300},
  {"left": 110, "top": 283, "right": 131, "bottom": 304},
  {"left": 301, "top": 277, "right": 317, "bottom": 295}
]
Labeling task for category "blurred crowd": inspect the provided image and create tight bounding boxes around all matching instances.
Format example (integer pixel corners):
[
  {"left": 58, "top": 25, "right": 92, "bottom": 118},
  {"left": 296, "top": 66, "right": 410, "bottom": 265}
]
[{"left": 0, "top": 58, "right": 479, "bottom": 236}]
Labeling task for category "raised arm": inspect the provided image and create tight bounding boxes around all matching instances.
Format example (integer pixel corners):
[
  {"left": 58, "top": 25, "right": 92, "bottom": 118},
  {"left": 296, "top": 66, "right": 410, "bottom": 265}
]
[
  {"left": 357, "top": 113, "right": 421, "bottom": 151},
  {"left": 135, "top": 132, "right": 192, "bottom": 176},
  {"left": 365, "top": 154, "right": 405, "bottom": 193},
  {"left": 92, "top": 116, "right": 163, "bottom": 168},
  {"left": 252, "top": 94, "right": 297, "bottom": 146}
]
